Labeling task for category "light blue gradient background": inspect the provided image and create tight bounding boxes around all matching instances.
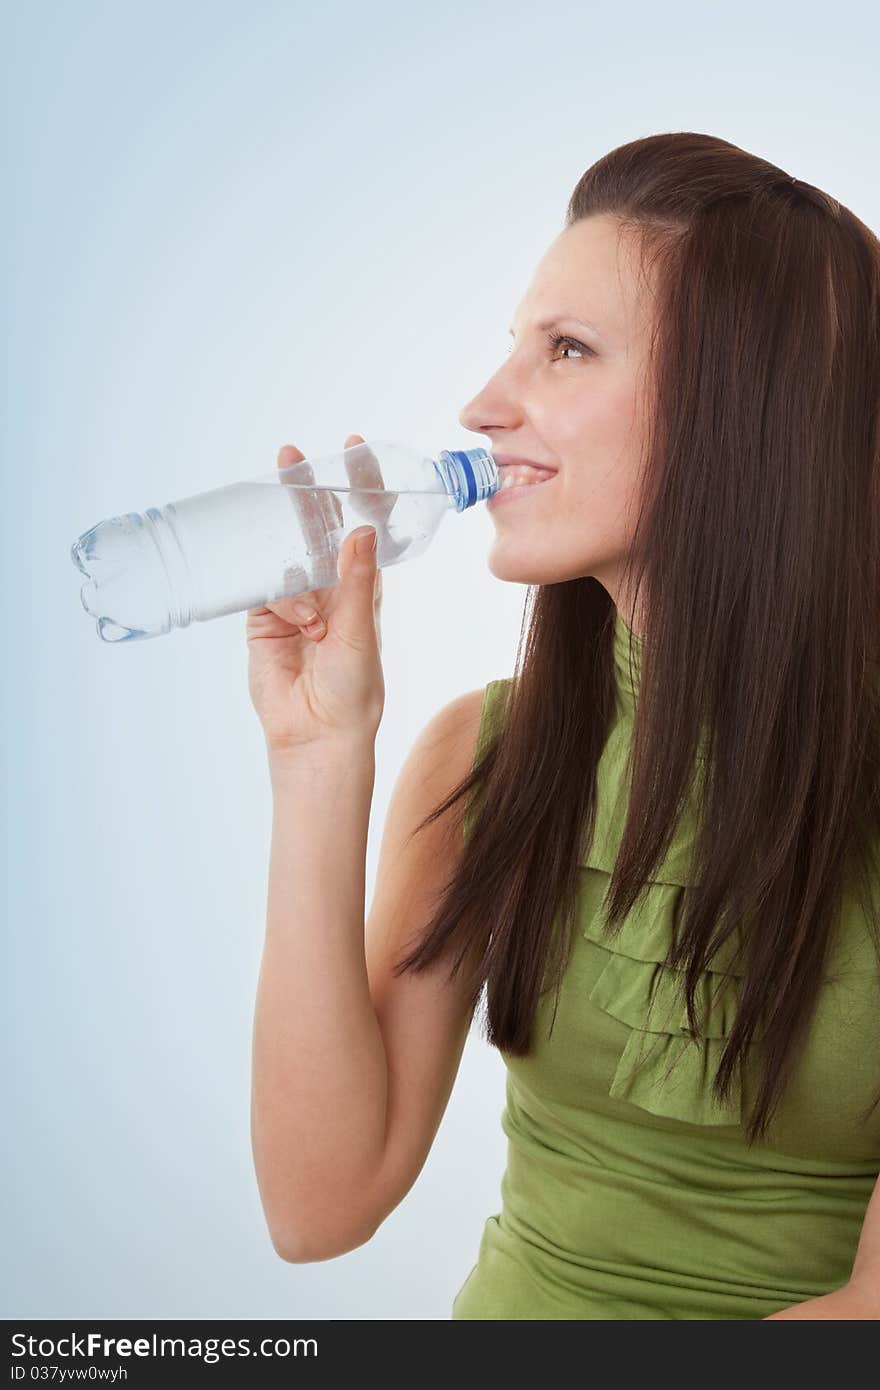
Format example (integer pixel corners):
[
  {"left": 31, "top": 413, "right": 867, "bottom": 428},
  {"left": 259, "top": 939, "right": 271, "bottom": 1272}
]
[{"left": 4, "top": 0, "right": 878, "bottom": 1320}]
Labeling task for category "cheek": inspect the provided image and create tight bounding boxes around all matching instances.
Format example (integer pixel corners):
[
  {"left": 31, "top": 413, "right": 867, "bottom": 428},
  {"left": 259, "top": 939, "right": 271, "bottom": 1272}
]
[
  {"left": 554, "top": 445, "right": 643, "bottom": 569},
  {"left": 546, "top": 380, "right": 642, "bottom": 465},
  {"left": 561, "top": 479, "right": 636, "bottom": 571},
  {"left": 486, "top": 471, "right": 640, "bottom": 588},
  {"left": 568, "top": 459, "right": 639, "bottom": 517}
]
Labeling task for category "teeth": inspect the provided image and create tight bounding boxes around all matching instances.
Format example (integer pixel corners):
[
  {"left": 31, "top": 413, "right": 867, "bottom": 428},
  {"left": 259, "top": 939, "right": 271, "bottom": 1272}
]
[{"left": 499, "top": 467, "right": 555, "bottom": 489}]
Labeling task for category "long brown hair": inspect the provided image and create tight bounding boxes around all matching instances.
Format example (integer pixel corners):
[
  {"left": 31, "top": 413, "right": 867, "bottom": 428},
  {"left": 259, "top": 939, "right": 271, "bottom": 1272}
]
[{"left": 394, "top": 131, "right": 880, "bottom": 1145}]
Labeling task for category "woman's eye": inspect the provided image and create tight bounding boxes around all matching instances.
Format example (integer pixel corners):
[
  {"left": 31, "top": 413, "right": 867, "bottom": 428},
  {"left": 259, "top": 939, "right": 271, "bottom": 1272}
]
[
  {"left": 504, "top": 333, "right": 596, "bottom": 361},
  {"left": 546, "top": 331, "right": 593, "bottom": 361}
]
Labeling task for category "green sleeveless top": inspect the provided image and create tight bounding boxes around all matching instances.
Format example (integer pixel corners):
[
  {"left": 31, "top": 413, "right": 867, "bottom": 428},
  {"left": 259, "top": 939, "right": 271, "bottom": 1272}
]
[{"left": 452, "top": 611, "right": 880, "bottom": 1320}]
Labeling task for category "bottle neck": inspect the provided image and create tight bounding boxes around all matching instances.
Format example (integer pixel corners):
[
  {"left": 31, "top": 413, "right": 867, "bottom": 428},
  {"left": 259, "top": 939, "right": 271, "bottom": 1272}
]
[{"left": 434, "top": 449, "right": 498, "bottom": 511}]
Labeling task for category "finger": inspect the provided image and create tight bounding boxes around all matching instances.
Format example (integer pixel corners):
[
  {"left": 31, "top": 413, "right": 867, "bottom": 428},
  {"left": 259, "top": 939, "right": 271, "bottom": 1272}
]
[
  {"left": 276, "top": 446, "right": 315, "bottom": 584},
  {"left": 343, "top": 436, "right": 387, "bottom": 533},
  {"left": 288, "top": 600, "right": 328, "bottom": 639},
  {"left": 277, "top": 443, "right": 306, "bottom": 470},
  {"left": 345, "top": 438, "right": 410, "bottom": 564},
  {"left": 278, "top": 447, "right": 339, "bottom": 589},
  {"left": 247, "top": 603, "right": 311, "bottom": 639},
  {"left": 344, "top": 438, "right": 394, "bottom": 527}
]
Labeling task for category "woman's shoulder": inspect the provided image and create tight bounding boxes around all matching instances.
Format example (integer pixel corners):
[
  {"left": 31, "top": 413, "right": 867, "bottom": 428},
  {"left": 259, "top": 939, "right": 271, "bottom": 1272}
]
[{"left": 413, "top": 684, "right": 497, "bottom": 792}]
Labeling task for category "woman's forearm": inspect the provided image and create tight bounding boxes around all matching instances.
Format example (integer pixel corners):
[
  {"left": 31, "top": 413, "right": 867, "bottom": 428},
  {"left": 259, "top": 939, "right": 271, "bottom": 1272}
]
[
  {"left": 250, "top": 741, "right": 388, "bottom": 1261},
  {"left": 764, "top": 1280, "right": 879, "bottom": 1319}
]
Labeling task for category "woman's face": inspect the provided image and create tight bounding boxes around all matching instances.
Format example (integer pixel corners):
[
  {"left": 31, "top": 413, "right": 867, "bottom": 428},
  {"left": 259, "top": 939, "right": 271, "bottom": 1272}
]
[{"left": 458, "top": 213, "right": 656, "bottom": 629}]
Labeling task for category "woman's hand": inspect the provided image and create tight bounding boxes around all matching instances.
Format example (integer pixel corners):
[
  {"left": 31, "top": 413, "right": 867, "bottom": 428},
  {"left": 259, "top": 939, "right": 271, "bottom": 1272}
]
[{"left": 246, "top": 434, "right": 385, "bottom": 754}]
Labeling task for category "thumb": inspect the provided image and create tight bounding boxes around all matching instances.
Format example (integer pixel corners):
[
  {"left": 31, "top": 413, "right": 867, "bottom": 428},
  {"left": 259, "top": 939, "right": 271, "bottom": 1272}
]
[
  {"left": 332, "top": 524, "right": 379, "bottom": 639},
  {"left": 338, "top": 523, "right": 377, "bottom": 579}
]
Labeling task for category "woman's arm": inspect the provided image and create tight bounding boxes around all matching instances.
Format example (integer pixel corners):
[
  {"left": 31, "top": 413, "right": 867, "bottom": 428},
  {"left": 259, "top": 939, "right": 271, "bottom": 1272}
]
[{"left": 764, "top": 1167, "right": 880, "bottom": 1319}]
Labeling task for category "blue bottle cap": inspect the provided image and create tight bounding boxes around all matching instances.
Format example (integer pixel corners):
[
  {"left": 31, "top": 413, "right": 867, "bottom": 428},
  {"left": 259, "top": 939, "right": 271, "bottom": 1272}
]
[{"left": 436, "top": 448, "right": 500, "bottom": 511}]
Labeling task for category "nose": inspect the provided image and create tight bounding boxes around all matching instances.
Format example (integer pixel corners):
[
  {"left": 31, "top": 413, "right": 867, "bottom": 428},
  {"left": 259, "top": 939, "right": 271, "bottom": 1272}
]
[
  {"left": 458, "top": 361, "right": 521, "bottom": 435},
  {"left": 457, "top": 392, "right": 486, "bottom": 433}
]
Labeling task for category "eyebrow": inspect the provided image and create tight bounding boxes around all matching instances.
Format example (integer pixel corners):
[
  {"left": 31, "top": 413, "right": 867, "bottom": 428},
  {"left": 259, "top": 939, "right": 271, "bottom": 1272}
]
[{"left": 508, "top": 315, "right": 604, "bottom": 341}]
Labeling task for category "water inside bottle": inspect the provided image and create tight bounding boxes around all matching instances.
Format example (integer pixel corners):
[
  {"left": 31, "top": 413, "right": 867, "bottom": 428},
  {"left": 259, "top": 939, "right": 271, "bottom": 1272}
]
[{"left": 72, "top": 480, "right": 445, "bottom": 642}]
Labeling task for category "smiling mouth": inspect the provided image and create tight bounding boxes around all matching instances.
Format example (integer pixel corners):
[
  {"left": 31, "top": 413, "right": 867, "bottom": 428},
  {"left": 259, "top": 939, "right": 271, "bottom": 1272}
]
[
  {"left": 496, "top": 464, "right": 557, "bottom": 490},
  {"left": 488, "top": 470, "right": 556, "bottom": 508}
]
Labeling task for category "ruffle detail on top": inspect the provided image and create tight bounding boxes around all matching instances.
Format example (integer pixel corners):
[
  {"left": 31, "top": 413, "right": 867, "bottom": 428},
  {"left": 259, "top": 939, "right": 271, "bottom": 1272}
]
[
  {"left": 577, "top": 611, "right": 753, "bottom": 1128},
  {"left": 580, "top": 872, "right": 752, "bottom": 1127}
]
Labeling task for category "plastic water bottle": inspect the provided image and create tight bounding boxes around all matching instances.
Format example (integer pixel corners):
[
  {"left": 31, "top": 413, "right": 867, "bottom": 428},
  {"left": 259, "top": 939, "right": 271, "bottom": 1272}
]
[{"left": 70, "top": 440, "right": 499, "bottom": 643}]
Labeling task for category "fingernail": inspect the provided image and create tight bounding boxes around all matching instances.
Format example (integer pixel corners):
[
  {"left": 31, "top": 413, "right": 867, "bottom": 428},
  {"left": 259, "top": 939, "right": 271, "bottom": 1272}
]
[
  {"left": 292, "top": 602, "right": 320, "bottom": 625},
  {"left": 354, "top": 527, "right": 377, "bottom": 557}
]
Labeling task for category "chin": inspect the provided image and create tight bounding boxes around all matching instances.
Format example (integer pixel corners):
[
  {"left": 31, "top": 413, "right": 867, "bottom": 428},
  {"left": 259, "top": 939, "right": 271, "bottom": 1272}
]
[{"left": 486, "top": 551, "right": 580, "bottom": 586}]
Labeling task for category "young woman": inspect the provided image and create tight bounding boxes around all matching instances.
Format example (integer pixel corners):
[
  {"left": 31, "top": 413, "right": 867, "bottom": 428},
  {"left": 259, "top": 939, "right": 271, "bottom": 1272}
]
[{"left": 246, "top": 131, "right": 880, "bottom": 1319}]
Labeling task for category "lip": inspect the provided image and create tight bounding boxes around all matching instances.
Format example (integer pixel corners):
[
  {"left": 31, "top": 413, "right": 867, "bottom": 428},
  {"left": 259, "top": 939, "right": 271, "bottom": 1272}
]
[
  {"left": 487, "top": 472, "right": 557, "bottom": 510},
  {"left": 491, "top": 454, "right": 559, "bottom": 474},
  {"left": 488, "top": 454, "right": 559, "bottom": 510}
]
